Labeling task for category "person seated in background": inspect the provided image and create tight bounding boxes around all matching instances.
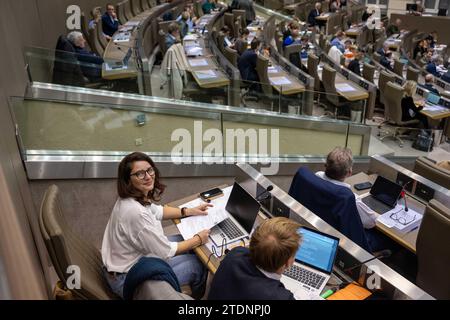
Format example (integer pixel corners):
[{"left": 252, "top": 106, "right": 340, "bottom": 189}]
[
  {"left": 413, "top": 39, "right": 427, "bottom": 60},
  {"left": 165, "top": 22, "right": 180, "bottom": 51},
  {"left": 330, "top": 31, "right": 345, "bottom": 53},
  {"left": 426, "top": 56, "right": 441, "bottom": 77},
  {"left": 282, "top": 21, "right": 300, "bottom": 41},
  {"left": 308, "top": 2, "right": 324, "bottom": 28},
  {"left": 162, "top": 0, "right": 174, "bottom": 21},
  {"left": 402, "top": 80, "right": 429, "bottom": 128},
  {"left": 380, "top": 50, "right": 394, "bottom": 71},
  {"left": 348, "top": 51, "right": 362, "bottom": 76},
  {"left": 299, "top": 35, "right": 311, "bottom": 58},
  {"left": 202, "top": 0, "right": 217, "bottom": 14},
  {"left": 235, "top": 0, "right": 256, "bottom": 26},
  {"left": 386, "top": 18, "right": 402, "bottom": 37},
  {"left": 412, "top": 0, "right": 424, "bottom": 16},
  {"left": 177, "top": 6, "right": 197, "bottom": 34},
  {"left": 422, "top": 74, "right": 440, "bottom": 95},
  {"left": 208, "top": 217, "right": 301, "bottom": 300},
  {"left": 67, "top": 31, "right": 104, "bottom": 82},
  {"left": 329, "top": 0, "right": 343, "bottom": 13},
  {"left": 442, "top": 70, "right": 450, "bottom": 83},
  {"left": 89, "top": 7, "right": 102, "bottom": 30},
  {"left": 377, "top": 44, "right": 389, "bottom": 57},
  {"left": 233, "top": 28, "right": 250, "bottom": 56},
  {"left": 425, "top": 32, "right": 437, "bottom": 49},
  {"left": 316, "top": 147, "right": 378, "bottom": 229},
  {"left": 283, "top": 24, "right": 300, "bottom": 47},
  {"left": 220, "top": 26, "right": 233, "bottom": 47},
  {"left": 238, "top": 38, "right": 261, "bottom": 83},
  {"left": 178, "top": 11, "right": 190, "bottom": 38},
  {"left": 102, "top": 3, "right": 120, "bottom": 38}
]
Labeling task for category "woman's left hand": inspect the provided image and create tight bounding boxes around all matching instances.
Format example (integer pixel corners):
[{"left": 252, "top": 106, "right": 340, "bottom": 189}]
[{"left": 189, "top": 203, "right": 213, "bottom": 216}]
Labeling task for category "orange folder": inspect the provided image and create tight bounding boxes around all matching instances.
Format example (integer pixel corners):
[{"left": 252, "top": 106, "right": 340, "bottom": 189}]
[{"left": 327, "top": 283, "right": 372, "bottom": 300}]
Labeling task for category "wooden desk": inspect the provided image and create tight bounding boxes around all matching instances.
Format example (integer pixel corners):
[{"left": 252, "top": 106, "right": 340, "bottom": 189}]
[
  {"left": 267, "top": 63, "right": 305, "bottom": 95},
  {"left": 420, "top": 105, "right": 450, "bottom": 120},
  {"left": 334, "top": 72, "right": 369, "bottom": 102},
  {"left": 345, "top": 25, "right": 363, "bottom": 38},
  {"left": 345, "top": 172, "right": 424, "bottom": 253},
  {"left": 315, "top": 13, "right": 331, "bottom": 22}
]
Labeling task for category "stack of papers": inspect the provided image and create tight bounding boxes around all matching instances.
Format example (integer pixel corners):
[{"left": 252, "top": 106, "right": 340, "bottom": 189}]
[
  {"left": 423, "top": 105, "right": 447, "bottom": 112},
  {"left": 377, "top": 204, "right": 422, "bottom": 233},
  {"left": 185, "top": 46, "right": 203, "bottom": 56},
  {"left": 335, "top": 83, "right": 356, "bottom": 92},
  {"left": 189, "top": 58, "right": 208, "bottom": 67},
  {"left": 176, "top": 186, "right": 233, "bottom": 240},
  {"left": 268, "top": 66, "right": 279, "bottom": 73},
  {"left": 195, "top": 69, "right": 216, "bottom": 79},
  {"left": 269, "top": 76, "right": 291, "bottom": 85},
  {"left": 183, "top": 34, "right": 198, "bottom": 41}
]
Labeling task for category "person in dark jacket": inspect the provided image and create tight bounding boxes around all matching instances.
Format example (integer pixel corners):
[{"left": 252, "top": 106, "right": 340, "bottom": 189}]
[
  {"left": 236, "top": 0, "right": 256, "bottom": 26},
  {"left": 233, "top": 28, "right": 250, "bottom": 56},
  {"left": 421, "top": 74, "right": 440, "bottom": 95},
  {"left": 402, "top": 80, "right": 428, "bottom": 128},
  {"left": 208, "top": 217, "right": 301, "bottom": 300},
  {"left": 380, "top": 50, "right": 393, "bottom": 71},
  {"left": 238, "top": 38, "right": 260, "bottom": 82},
  {"left": 308, "top": 2, "right": 323, "bottom": 27},
  {"left": 67, "top": 31, "right": 104, "bottom": 82},
  {"left": 348, "top": 52, "right": 362, "bottom": 76},
  {"left": 102, "top": 3, "right": 120, "bottom": 37}
]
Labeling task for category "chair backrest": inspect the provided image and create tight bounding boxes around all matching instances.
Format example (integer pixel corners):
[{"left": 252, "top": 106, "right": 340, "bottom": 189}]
[
  {"left": 283, "top": 44, "right": 302, "bottom": 69},
  {"left": 322, "top": 64, "right": 340, "bottom": 105},
  {"left": 141, "top": 0, "right": 150, "bottom": 11},
  {"left": 393, "top": 59, "right": 404, "bottom": 77},
  {"left": 217, "top": 32, "right": 225, "bottom": 53},
  {"left": 233, "top": 9, "right": 246, "bottom": 30},
  {"left": 158, "top": 29, "right": 167, "bottom": 56},
  {"left": 378, "top": 70, "right": 395, "bottom": 105},
  {"left": 406, "top": 66, "right": 420, "bottom": 82},
  {"left": 340, "top": 54, "right": 345, "bottom": 66},
  {"left": 362, "top": 62, "right": 375, "bottom": 83},
  {"left": 130, "top": 0, "right": 142, "bottom": 16},
  {"left": 88, "top": 27, "right": 104, "bottom": 56},
  {"left": 80, "top": 13, "right": 93, "bottom": 51},
  {"left": 255, "top": 54, "right": 272, "bottom": 96},
  {"left": 116, "top": 1, "right": 129, "bottom": 25},
  {"left": 233, "top": 19, "right": 241, "bottom": 39},
  {"left": 124, "top": 0, "right": 134, "bottom": 21},
  {"left": 224, "top": 12, "right": 234, "bottom": 30},
  {"left": 275, "top": 35, "right": 284, "bottom": 55},
  {"left": 307, "top": 53, "right": 320, "bottom": 91},
  {"left": 39, "top": 185, "right": 116, "bottom": 299},
  {"left": 414, "top": 157, "right": 450, "bottom": 189},
  {"left": 148, "top": 0, "right": 157, "bottom": 8},
  {"left": 194, "top": 1, "right": 203, "bottom": 17},
  {"left": 52, "top": 35, "right": 86, "bottom": 87},
  {"left": 384, "top": 81, "right": 404, "bottom": 123},
  {"left": 91, "top": 6, "right": 102, "bottom": 19},
  {"left": 416, "top": 199, "right": 450, "bottom": 299},
  {"left": 224, "top": 46, "right": 238, "bottom": 67},
  {"left": 96, "top": 17, "right": 108, "bottom": 49},
  {"left": 288, "top": 167, "right": 371, "bottom": 252},
  {"left": 373, "top": 51, "right": 381, "bottom": 63}
]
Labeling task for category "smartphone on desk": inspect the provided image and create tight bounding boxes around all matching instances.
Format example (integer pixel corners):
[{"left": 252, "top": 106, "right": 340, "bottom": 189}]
[
  {"left": 354, "top": 182, "right": 373, "bottom": 191},
  {"left": 200, "top": 188, "right": 223, "bottom": 201}
]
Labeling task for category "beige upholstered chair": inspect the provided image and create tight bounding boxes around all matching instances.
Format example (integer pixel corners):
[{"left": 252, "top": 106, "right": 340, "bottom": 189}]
[
  {"left": 393, "top": 59, "right": 405, "bottom": 77},
  {"left": 413, "top": 157, "right": 450, "bottom": 189},
  {"left": 406, "top": 66, "right": 420, "bottom": 82},
  {"left": 362, "top": 62, "right": 375, "bottom": 83}
]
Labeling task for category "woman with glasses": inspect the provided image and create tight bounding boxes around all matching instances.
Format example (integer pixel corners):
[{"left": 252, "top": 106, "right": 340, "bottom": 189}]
[{"left": 101, "top": 152, "right": 211, "bottom": 299}]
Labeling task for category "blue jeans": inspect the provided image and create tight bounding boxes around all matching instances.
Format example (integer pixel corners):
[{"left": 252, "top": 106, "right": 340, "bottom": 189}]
[{"left": 103, "top": 235, "right": 206, "bottom": 299}]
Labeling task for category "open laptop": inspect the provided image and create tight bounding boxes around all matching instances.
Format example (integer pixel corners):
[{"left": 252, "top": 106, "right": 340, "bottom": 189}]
[
  {"left": 361, "top": 176, "right": 403, "bottom": 214},
  {"left": 209, "top": 182, "right": 260, "bottom": 247},
  {"left": 281, "top": 227, "right": 339, "bottom": 297},
  {"left": 426, "top": 92, "right": 441, "bottom": 105}
]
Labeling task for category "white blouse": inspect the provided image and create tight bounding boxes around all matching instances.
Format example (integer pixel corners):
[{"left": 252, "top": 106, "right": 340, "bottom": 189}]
[{"left": 101, "top": 197, "right": 178, "bottom": 273}]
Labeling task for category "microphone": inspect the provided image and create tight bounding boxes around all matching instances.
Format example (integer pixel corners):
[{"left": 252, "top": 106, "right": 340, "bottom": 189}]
[
  {"left": 255, "top": 185, "right": 273, "bottom": 201},
  {"left": 400, "top": 180, "right": 413, "bottom": 212},
  {"left": 344, "top": 250, "right": 392, "bottom": 273}
]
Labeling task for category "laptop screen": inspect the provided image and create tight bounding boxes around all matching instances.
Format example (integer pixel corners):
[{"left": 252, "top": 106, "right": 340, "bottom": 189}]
[
  {"left": 225, "top": 182, "right": 261, "bottom": 233},
  {"left": 370, "top": 176, "right": 403, "bottom": 207},
  {"left": 294, "top": 227, "right": 339, "bottom": 274},
  {"left": 427, "top": 92, "right": 440, "bottom": 105}
]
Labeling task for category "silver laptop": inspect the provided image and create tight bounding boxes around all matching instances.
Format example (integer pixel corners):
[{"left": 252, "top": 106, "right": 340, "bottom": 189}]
[
  {"left": 281, "top": 227, "right": 339, "bottom": 297},
  {"left": 209, "top": 182, "right": 260, "bottom": 247}
]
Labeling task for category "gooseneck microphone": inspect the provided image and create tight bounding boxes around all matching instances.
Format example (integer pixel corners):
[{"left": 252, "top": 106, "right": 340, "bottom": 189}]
[
  {"left": 344, "top": 249, "right": 392, "bottom": 273},
  {"left": 255, "top": 185, "right": 273, "bottom": 201}
]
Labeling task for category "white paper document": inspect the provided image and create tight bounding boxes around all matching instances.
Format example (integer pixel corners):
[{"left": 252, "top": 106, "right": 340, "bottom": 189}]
[
  {"left": 183, "top": 34, "right": 198, "bottom": 41},
  {"left": 125, "top": 21, "right": 140, "bottom": 27},
  {"left": 335, "top": 83, "right": 356, "bottom": 92},
  {"left": 270, "top": 76, "right": 291, "bottom": 85},
  {"left": 267, "top": 66, "right": 279, "bottom": 73},
  {"left": 195, "top": 69, "right": 216, "bottom": 79},
  {"left": 177, "top": 186, "right": 233, "bottom": 240},
  {"left": 377, "top": 204, "right": 422, "bottom": 233},
  {"left": 185, "top": 46, "right": 203, "bottom": 56},
  {"left": 189, "top": 58, "right": 208, "bottom": 67},
  {"left": 423, "top": 105, "right": 447, "bottom": 112}
]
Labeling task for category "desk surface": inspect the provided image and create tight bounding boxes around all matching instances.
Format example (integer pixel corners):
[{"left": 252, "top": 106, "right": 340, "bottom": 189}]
[
  {"left": 345, "top": 172, "right": 422, "bottom": 253},
  {"left": 318, "top": 66, "right": 369, "bottom": 101},
  {"left": 267, "top": 62, "right": 306, "bottom": 95},
  {"left": 420, "top": 104, "right": 450, "bottom": 120}
]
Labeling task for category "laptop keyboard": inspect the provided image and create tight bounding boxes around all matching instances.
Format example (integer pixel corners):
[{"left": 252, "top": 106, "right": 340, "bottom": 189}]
[
  {"left": 218, "top": 218, "right": 245, "bottom": 240},
  {"left": 283, "top": 265, "right": 326, "bottom": 290},
  {"left": 361, "top": 195, "right": 392, "bottom": 214}
]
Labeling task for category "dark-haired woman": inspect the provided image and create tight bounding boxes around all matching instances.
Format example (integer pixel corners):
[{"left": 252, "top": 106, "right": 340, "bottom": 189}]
[{"left": 101, "top": 152, "right": 211, "bottom": 299}]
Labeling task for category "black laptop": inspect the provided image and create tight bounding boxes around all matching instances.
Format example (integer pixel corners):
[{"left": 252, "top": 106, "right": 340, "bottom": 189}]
[{"left": 361, "top": 176, "right": 403, "bottom": 214}]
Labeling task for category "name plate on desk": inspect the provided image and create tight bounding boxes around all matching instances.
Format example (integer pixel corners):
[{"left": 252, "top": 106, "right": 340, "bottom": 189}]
[
  {"left": 436, "top": 79, "right": 445, "bottom": 89},
  {"left": 359, "top": 80, "right": 369, "bottom": 90},
  {"left": 341, "top": 70, "right": 349, "bottom": 79}
]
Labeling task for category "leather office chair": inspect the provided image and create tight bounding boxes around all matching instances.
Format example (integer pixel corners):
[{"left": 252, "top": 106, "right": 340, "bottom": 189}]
[
  {"left": 255, "top": 54, "right": 275, "bottom": 110},
  {"left": 232, "top": 10, "right": 246, "bottom": 30},
  {"left": 141, "top": 0, "right": 150, "bottom": 12},
  {"left": 89, "top": 27, "right": 104, "bottom": 57},
  {"left": 275, "top": 35, "right": 284, "bottom": 56},
  {"left": 80, "top": 13, "right": 94, "bottom": 52},
  {"left": 116, "top": 1, "right": 129, "bottom": 25},
  {"left": 96, "top": 18, "right": 109, "bottom": 50},
  {"left": 124, "top": 0, "right": 134, "bottom": 21},
  {"left": 39, "top": 185, "right": 192, "bottom": 300},
  {"left": 130, "top": 0, "right": 142, "bottom": 16},
  {"left": 413, "top": 157, "right": 450, "bottom": 189},
  {"left": 393, "top": 59, "right": 405, "bottom": 77},
  {"left": 307, "top": 53, "right": 329, "bottom": 113},
  {"left": 224, "top": 46, "right": 238, "bottom": 67},
  {"left": 406, "top": 66, "right": 420, "bottom": 82},
  {"left": 373, "top": 51, "right": 381, "bottom": 63},
  {"left": 148, "top": 0, "right": 157, "bottom": 8},
  {"left": 416, "top": 199, "right": 450, "bottom": 299},
  {"left": 224, "top": 12, "right": 234, "bottom": 31},
  {"left": 362, "top": 62, "right": 375, "bottom": 83},
  {"left": 378, "top": 70, "right": 395, "bottom": 106},
  {"left": 234, "top": 19, "right": 241, "bottom": 40},
  {"left": 158, "top": 29, "right": 168, "bottom": 57},
  {"left": 322, "top": 64, "right": 349, "bottom": 119},
  {"left": 283, "top": 44, "right": 302, "bottom": 70},
  {"left": 194, "top": 1, "right": 203, "bottom": 18},
  {"left": 217, "top": 32, "right": 225, "bottom": 54},
  {"left": 378, "top": 81, "right": 420, "bottom": 146},
  {"left": 52, "top": 35, "right": 86, "bottom": 87}
]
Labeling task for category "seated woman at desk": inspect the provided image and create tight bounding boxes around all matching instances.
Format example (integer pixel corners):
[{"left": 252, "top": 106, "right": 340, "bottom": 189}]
[
  {"left": 401, "top": 80, "right": 429, "bottom": 129},
  {"left": 202, "top": 0, "right": 217, "bottom": 14},
  {"left": 101, "top": 152, "right": 212, "bottom": 299}
]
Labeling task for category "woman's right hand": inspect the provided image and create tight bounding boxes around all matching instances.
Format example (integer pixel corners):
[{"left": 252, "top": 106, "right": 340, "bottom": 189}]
[{"left": 195, "top": 229, "right": 211, "bottom": 246}]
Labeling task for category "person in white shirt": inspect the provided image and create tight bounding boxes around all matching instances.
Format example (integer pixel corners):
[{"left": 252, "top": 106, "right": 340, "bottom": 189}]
[
  {"left": 102, "top": 152, "right": 212, "bottom": 299},
  {"left": 328, "top": 45, "right": 343, "bottom": 65},
  {"left": 315, "top": 147, "right": 377, "bottom": 229}
]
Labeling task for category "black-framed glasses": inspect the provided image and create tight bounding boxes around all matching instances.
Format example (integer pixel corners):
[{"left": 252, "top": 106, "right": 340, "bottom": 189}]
[
  {"left": 390, "top": 209, "right": 416, "bottom": 226},
  {"left": 130, "top": 167, "right": 155, "bottom": 180}
]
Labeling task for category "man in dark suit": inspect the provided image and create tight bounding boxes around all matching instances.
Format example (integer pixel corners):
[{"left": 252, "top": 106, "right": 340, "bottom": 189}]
[
  {"left": 380, "top": 50, "right": 394, "bottom": 71},
  {"left": 238, "top": 38, "right": 260, "bottom": 82},
  {"left": 67, "top": 31, "right": 104, "bottom": 82},
  {"left": 308, "top": 2, "right": 323, "bottom": 27},
  {"left": 208, "top": 217, "right": 300, "bottom": 300},
  {"left": 422, "top": 74, "right": 440, "bottom": 95},
  {"left": 377, "top": 44, "right": 389, "bottom": 57},
  {"left": 236, "top": 0, "right": 256, "bottom": 26},
  {"left": 102, "top": 3, "right": 120, "bottom": 38}
]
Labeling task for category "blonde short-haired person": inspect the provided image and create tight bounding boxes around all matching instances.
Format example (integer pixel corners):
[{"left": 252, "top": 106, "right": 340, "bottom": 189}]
[
  {"left": 208, "top": 217, "right": 302, "bottom": 300},
  {"left": 401, "top": 80, "right": 429, "bottom": 129},
  {"left": 316, "top": 147, "right": 378, "bottom": 229}
]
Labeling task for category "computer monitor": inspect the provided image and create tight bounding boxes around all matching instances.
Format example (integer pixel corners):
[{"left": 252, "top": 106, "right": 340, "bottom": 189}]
[
  {"left": 294, "top": 227, "right": 339, "bottom": 274},
  {"left": 225, "top": 182, "right": 261, "bottom": 233},
  {"left": 370, "top": 176, "right": 403, "bottom": 207},
  {"left": 427, "top": 92, "right": 441, "bottom": 105},
  {"left": 406, "top": 4, "right": 417, "bottom": 11},
  {"left": 438, "top": 8, "right": 447, "bottom": 16}
]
